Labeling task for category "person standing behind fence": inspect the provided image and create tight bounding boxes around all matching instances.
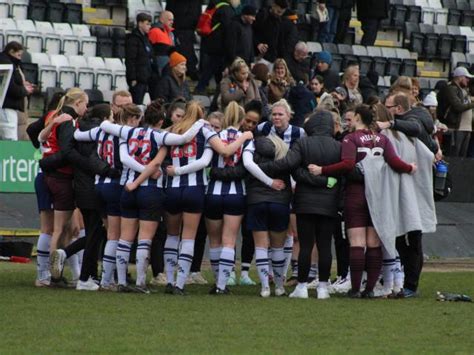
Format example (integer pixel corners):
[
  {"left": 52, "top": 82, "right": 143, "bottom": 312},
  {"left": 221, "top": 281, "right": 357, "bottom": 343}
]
[
  {"left": 125, "top": 13, "right": 153, "bottom": 105},
  {"left": 0, "top": 41, "right": 34, "bottom": 140}
]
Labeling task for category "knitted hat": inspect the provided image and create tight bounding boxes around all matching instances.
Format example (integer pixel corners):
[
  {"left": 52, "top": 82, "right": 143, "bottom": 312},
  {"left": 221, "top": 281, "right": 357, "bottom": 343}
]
[
  {"left": 316, "top": 51, "right": 332, "bottom": 65},
  {"left": 423, "top": 91, "right": 438, "bottom": 107},
  {"left": 241, "top": 5, "right": 257, "bottom": 16},
  {"left": 169, "top": 51, "right": 186, "bottom": 68}
]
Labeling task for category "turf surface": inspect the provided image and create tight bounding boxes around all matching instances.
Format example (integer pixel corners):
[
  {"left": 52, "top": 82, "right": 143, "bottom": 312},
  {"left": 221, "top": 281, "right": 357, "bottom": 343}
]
[{"left": 1, "top": 263, "right": 473, "bottom": 354}]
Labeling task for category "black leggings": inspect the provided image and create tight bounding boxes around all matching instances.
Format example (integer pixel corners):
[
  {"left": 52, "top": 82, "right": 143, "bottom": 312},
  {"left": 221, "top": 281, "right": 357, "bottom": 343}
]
[
  {"left": 296, "top": 214, "right": 335, "bottom": 283},
  {"left": 241, "top": 215, "right": 255, "bottom": 265},
  {"left": 191, "top": 216, "right": 207, "bottom": 273},
  {"left": 150, "top": 222, "right": 167, "bottom": 276},
  {"left": 396, "top": 230, "right": 423, "bottom": 292},
  {"left": 333, "top": 214, "right": 350, "bottom": 278}
]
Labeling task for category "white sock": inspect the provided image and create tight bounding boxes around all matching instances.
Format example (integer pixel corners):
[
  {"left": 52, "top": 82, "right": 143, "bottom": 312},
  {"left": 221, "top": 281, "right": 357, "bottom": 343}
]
[
  {"left": 282, "top": 236, "right": 293, "bottom": 279},
  {"left": 318, "top": 281, "right": 328, "bottom": 290},
  {"left": 382, "top": 257, "right": 396, "bottom": 291},
  {"left": 291, "top": 259, "right": 298, "bottom": 278},
  {"left": 209, "top": 247, "right": 221, "bottom": 282},
  {"left": 164, "top": 235, "right": 180, "bottom": 284},
  {"left": 176, "top": 239, "right": 195, "bottom": 290},
  {"left": 268, "top": 247, "right": 273, "bottom": 277},
  {"left": 116, "top": 239, "right": 132, "bottom": 286},
  {"left": 255, "top": 247, "right": 269, "bottom": 289},
  {"left": 36, "top": 233, "right": 51, "bottom": 281},
  {"left": 66, "top": 239, "right": 81, "bottom": 281},
  {"left": 394, "top": 256, "right": 404, "bottom": 290},
  {"left": 309, "top": 264, "right": 318, "bottom": 280},
  {"left": 271, "top": 247, "right": 286, "bottom": 288},
  {"left": 136, "top": 239, "right": 152, "bottom": 286},
  {"left": 77, "top": 229, "right": 86, "bottom": 266},
  {"left": 101, "top": 240, "right": 118, "bottom": 286},
  {"left": 296, "top": 282, "right": 307, "bottom": 289},
  {"left": 217, "top": 247, "right": 235, "bottom": 290}
]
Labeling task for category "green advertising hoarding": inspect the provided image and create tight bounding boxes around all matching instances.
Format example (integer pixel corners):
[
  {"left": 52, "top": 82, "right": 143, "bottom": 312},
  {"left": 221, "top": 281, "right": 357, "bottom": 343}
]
[{"left": 0, "top": 141, "right": 38, "bottom": 193}]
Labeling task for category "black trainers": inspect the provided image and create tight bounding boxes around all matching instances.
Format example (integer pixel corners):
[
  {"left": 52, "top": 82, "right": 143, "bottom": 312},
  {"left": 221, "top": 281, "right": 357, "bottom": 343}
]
[
  {"left": 117, "top": 284, "right": 135, "bottom": 293},
  {"left": 172, "top": 286, "right": 186, "bottom": 296},
  {"left": 361, "top": 290, "right": 375, "bottom": 299},
  {"left": 347, "top": 289, "right": 362, "bottom": 299},
  {"left": 209, "top": 285, "right": 218, "bottom": 295},
  {"left": 215, "top": 287, "right": 231, "bottom": 295},
  {"left": 134, "top": 285, "right": 151, "bottom": 294},
  {"left": 165, "top": 283, "right": 174, "bottom": 294}
]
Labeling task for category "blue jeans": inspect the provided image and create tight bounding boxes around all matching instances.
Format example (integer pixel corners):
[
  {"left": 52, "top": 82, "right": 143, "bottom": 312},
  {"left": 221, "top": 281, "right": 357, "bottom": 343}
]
[
  {"left": 196, "top": 53, "right": 225, "bottom": 92},
  {"left": 318, "top": 6, "right": 339, "bottom": 43}
]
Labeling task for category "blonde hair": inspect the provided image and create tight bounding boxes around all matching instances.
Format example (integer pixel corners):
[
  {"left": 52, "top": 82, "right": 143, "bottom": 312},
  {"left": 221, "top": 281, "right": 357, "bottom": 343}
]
[
  {"left": 116, "top": 103, "right": 142, "bottom": 125},
  {"left": 267, "top": 133, "right": 289, "bottom": 160},
  {"left": 222, "top": 101, "right": 245, "bottom": 129},
  {"left": 271, "top": 98, "right": 293, "bottom": 117},
  {"left": 342, "top": 64, "right": 359, "bottom": 85},
  {"left": 230, "top": 57, "right": 249, "bottom": 77},
  {"left": 55, "top": 87, "right": 87, "bottom": 114},
  {"left": 270, "top": 58, "right": 295, "bottom": 85},
  {"left": 170, "top": 100, "right": 203, "bottom": 134}
]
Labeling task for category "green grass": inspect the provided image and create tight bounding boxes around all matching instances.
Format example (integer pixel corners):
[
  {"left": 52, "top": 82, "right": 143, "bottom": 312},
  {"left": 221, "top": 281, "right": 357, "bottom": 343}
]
[{"left": 1, "top": 263, "right": 473, "bottom": 354}]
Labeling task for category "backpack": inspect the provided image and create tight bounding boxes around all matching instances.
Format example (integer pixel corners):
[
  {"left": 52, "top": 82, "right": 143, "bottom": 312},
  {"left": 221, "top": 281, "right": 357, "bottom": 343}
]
[{"left": 196, "top": 2, "right": 229, "bottom": 37}]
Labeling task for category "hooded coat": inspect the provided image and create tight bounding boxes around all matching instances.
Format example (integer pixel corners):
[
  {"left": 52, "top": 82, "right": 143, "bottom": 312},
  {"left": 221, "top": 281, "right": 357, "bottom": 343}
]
[
  {"left": 0, "top": 52, "right": 27, "bottom": 112},
  {"left": 288, "top": 83, "right": 316, "bottom": 128},
  {"left": 258, "top": 111, "right": 342, "bottom": 216}
]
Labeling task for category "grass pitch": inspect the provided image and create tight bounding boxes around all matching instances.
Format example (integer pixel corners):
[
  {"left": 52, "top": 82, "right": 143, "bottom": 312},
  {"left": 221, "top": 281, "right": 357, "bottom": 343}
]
[{"left": 0, "top": 262, "right": 473, "bottom": 354}]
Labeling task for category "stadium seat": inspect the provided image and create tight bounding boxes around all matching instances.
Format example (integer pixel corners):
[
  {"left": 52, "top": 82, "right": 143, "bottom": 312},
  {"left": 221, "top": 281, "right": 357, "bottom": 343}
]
[
  {"left": 87, "top": 57, "right": 113, "bottom": 91},
  {"left": 72, "top": 24, "right": 91, "bottom": 37},
  {"left": 104, "top": 58, "right": 127, "bottom": 89},
  {"left": 460, "top": 9, "right": 474, "bottom": 27},
  {"left": 447, "top": 8, "right": 461, "bottom": 26},
  {"left": 91, "top": 26, "right": 113, "bottom": 58},
  {"left": 307, "top": 41, "right": 322, "bottom": 54},
  {"left": 330, "top": 53, "right": 343, "bottom": 73},
  {"left": 50, "top": 54, "right": 76, "bottom": 89},
  {"left": 0, "top": 18, "right": 17, "bottom": 31},
  {"left": 27, "top": 0, "right": 46, "bottom": 21},
  {"left": 21, "top": 50, "right": 31, "bottom": 63},
  {"left": 85, "top": 89, "right": 104, "bottom": 106},
  {"left": 0, "top": 1, "right": 9, "bottom": 19},
  {"left": 11, "top": 0, "right": 28, "bottom": 20},
  {"left": 5, "top": 30, "right": 24, "bottom": 45},
  {"left": 22, "top": 62, "right": 39, "bottom": 85},
  {"left": 322, "top": 42, "right": 338, "bottom": 54},
  {"left": 406, "top": 5, "right": 422, "bottom": 23},
  {"left": 421, "top": 7, "right": 436, "bottom": 25},
  {"left": 434, "top": 8, "right": 449, "bottom": 25},
  {"left": 382, "top": 47, "right": 402, "bottom": 76},
  {"left": 111, "top": 27, "right": 126, "bottom": 58},
  {"left": 391, "top": 5, "right": 408, "bottom": 28},
  {"left": 35, "top": 21, "right": 54, "bottom": 34},
  {"left": 367, "top": 47, "right": 387, "bottom": 75},
  {"left": 31, "top": 52, "right": 57, "bottom": 91},
  {"left": 428, "top": 0, "right": 442, "bottom": 8},
  {"left": 80, "top": 36, "right": 98, "bottom": 57},
  {"left": 63, "top": 3, "right": 82, "bottom": 24},
  {"left": 46, "top": 2, "right": 64, "bottom": 23},
  {"left": 450, "top": 52, "right": 466, "bottom": 68},
  {"left": 104, "top": 57, "right": 124, "bottom": 72},
  {"left": 338, "top": 44, "right": 358, "bottom": 69},
  {"left": 53, "top": 23, "right": 79, "bottom": 56}
]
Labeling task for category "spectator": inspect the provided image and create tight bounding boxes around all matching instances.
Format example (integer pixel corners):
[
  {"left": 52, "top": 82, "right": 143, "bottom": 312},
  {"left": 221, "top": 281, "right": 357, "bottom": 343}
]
[
  {"left": 335, "top": 0, "right": 354, "bottom": 44},
  {"left": 309, "top": 75, "right": 336, "bottom": 111},
  {"left": 341, "top": 64, "right": 363, "bottom": 108},
  {"left": 228, "top": 5, "right": 257, "bottom": 66},
  {"left": 285, "top": 42, "right": 310, "bottom": 84},
  {"left": 318, "top": 0, "right": 342, "bottom": 43},
  {"left": 125, "top": 13, "right": 153, "bottom": 105},
  {"left": 311, "top": 51, "right": 340, "bottom": 92},
  {"left": 195, "top": 0, "right": 236, "bottom": 94},
  {"left": 287, "top": 82, "right": 316, "bottom": 127},
  {"left": 251, "top": 63, "right": 271, "bottom": 120},
  {"left": 148, "top": 11, "right": 176, "bottom": 78},
  {"left": 111, "top": 90, "right": 133, "bottom": 117},
  {"left": 411, "top": 77, "right": 422, "bottom": 104},
  {"left": 253, "top": 0, "right": 289, "bottom": 63},
  {"left": 278, "top": 7, "right": 299, "bottom": 60},
  {"left": 356, "top": 0, "right": 389, "bottom": 46},
  {"left": 359, "top": 70, "right": 379, "bottom": 103},
  {"left": 267, "top": 58, "right": 295, "bottom": 104},
  {"left": 156, "top": 52, "right": 192, "bottom": 103},
  {"left": 0, "top": 41, "right": 34, "bottom": 140},
  {"left": 166, "top": 0, "right": 201, "bottom": 81},
  {"left": 220, "top": 57, "right": 261, "bottom": 109},
  {"left": 437, "top": 67, "right": 474, "bottom": 157}
]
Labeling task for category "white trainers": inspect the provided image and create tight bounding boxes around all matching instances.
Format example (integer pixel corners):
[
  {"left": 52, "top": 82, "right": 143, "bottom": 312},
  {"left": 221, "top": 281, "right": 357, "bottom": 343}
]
[
  {"left": 275, "top": 285, "right": 287, "bottom": 296},
  {"left": 150, "top": 273, "right": 168, "bottom": 286},
  {"left": 260, "top": 286, "right": 271, "bottom": 298},
  {"left": 50, "top": 249, "right": 66, "bottom": 280},
  {"left": 35, "top": 279, "right": 50, "bottom": 288},
  {"left": 226, "top": 271, "right": 237, "bottom": 286},
  {"left": 332, "top": 276, "right": 352, "bottom": 294},
  {"left": 76, "top": 277, "right": 99, "bottom": 291},
  {"left": 374, "top": 287, "right": 393, "bottom": 298},
  {"left": 317, "top": 286, "right": 330, "bottom": 299},
  {"left": 190, "top": 272, "right": 208, "bottom": 284},
  {"left": 307, "top": 279, "right": 319, "bottom": 289},
  {"left": 289, "top": 285, "right": 309, "bottom": 299},
  {"left": 239, "top": 274, "right": 257, "bottom": 286}
]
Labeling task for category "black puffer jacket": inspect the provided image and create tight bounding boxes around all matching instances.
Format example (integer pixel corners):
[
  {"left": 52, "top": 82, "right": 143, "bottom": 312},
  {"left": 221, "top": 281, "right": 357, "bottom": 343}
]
[
  {"left": 0, "top": 52, "right": 28, "bottom": 112},
  {"left": 201, "top": 1, "right": 235, "bottom": 60},
  {"left": 125, "top": 28, "right": 153, "bottom": 84},
  {"left": 393, "top": 106, "right": 438, "bottom": 154},
  {"left": 228, "top": 16, "right": 254, "bottom": 66},
  {"left": 166, "top": 0, "right": 201, "bottom": 31},
  {"left": 259, "top": 111, "right": 342, "bottom": 216},
  {"left": 253, "top": 7, "right": 281, "bottom": 63},
  {"left": 356, "top": 0, "right": 389, "bottom": 20},
  {"left": 245, "top": 137, "right": 292, "bottom": 206},
  {"left": 156, "top": 74, "right": 192, "bottom": 103}
]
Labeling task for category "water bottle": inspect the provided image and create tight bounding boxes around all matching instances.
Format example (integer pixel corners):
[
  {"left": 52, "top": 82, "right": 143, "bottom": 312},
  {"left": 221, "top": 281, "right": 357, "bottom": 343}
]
[{"left": 434, "top": 160, "right": 448, "bottom": 192}]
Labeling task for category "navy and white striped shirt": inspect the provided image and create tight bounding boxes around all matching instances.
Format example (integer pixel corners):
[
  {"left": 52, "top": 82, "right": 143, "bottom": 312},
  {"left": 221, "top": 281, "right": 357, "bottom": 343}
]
[
  {"left": 167, "top": 126, "right": 217, "bottom": 188},
  {"left": 207, "top": 128, "right": 250, "bottom": 195},
  {"left": 257, "top": 121, "right": 305, "bottom": 148}
]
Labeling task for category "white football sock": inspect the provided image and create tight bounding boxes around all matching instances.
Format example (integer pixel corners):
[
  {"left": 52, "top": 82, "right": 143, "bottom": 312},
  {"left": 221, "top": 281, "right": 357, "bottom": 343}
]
[
  {"left": 164, "top": 235, "right": 180, "bottom": 284},
  {"left": 282, "top": 236, "right": 293, "bottom": 279},
  {"left": 36, "top": 233, "right": 51, "bottom": 281},
  {"left": 209, "top": 247, "right": 221, "bottom": 282},
  {"left": 101, "top": 240, "right": 118, "bottom": 286},
  {"left": 176, "top": 239, "right": 195, "bottom": 290},
  {"left": 271, "top": 247, "right": 286, "bottom": 288},
  {"left": 255, "top": 247, "right": 269, "bottom": 289},
  {"left": 136, "top": 239, "right": 152, "bottom": 286},
  {"left": 217, "top": 247, "right": 235, "bottom": 290},
  {"left": 116, "top": 239, "right": 132, "bottom": 286}
]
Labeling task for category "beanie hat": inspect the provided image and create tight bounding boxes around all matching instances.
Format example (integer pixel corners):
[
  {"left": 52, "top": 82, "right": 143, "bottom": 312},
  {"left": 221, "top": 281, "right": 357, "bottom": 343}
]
[
  {"left": 241, "top": 5, "right": 257, "bottom": 16},
  {"left": 169, "top": 51, "right": 186, "bottom": 68},
  {"left": 316, "top": 51, "right": 332, "bottom": 65},
  {"left": 423, "top": 91, "right": 438, "bottom": 107}
]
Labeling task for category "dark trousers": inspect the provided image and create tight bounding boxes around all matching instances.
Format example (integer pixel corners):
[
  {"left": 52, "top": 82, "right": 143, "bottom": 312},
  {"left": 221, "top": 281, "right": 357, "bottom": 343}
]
[
  {"left": 360, "top": 18, "right": 380, "bottom": 46},
  {"left": 130, "top": 82, "right": 148, "bottom": 105},
  {"left": 318, "top": 6, "right": 340, "bottom": 43},
  {"left": 335, "top": 7, "right": 352, "bottom": 44},
  {"left": 333, "top": 214, "right": 350, "bottom": 278},
  {"left": 241, "top": 216, "right": 255, "bottom": 265},
  {"left": 80, "top": 208, "right": 106, "bottom": 281},
  {"left": 175, "top": 30, "right": 198, "bottom": 77},
  {"left": 195, "top": 53, "right": 225, "bottom": 92},
  {"left": 150, "top": 222, "right": 166, "bottom": 276},
  {"left": 296, "top": 214, "right": 335, "bottom": 283},
  {"left": 396, "top": 230, "right": 423, "bottom": 292},
  {"left": 191, "top": 216, "right": 207, "bottom": 272}
]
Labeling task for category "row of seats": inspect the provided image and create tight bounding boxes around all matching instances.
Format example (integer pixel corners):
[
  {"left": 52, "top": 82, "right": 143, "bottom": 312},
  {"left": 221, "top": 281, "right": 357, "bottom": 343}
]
[
  {"left": 23, "top": 53, "right": 127, "bottom": 93},
  {"left": 308, "top": 42, "right": 417, "bottom": 77},
  {"left": 27, "top": 0, "right": 82, "bottom": 24},
  {"left": 451, "top": 52, "right": 474, "bottom": 69},
  {"left": 0, "top": 19, "right": 125, "bottom": 58},
  {"left": 0, "top": 0, "right": 28, "bottom": 20},
  {"left": 128, "top": 0, "right": 164, "bottom": 24}
]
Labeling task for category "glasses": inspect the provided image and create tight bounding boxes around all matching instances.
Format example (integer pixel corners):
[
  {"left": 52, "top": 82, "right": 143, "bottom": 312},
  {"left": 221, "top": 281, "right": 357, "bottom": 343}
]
[{"left": 385, "top": 104, "right": 398, "bottom": 109}]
